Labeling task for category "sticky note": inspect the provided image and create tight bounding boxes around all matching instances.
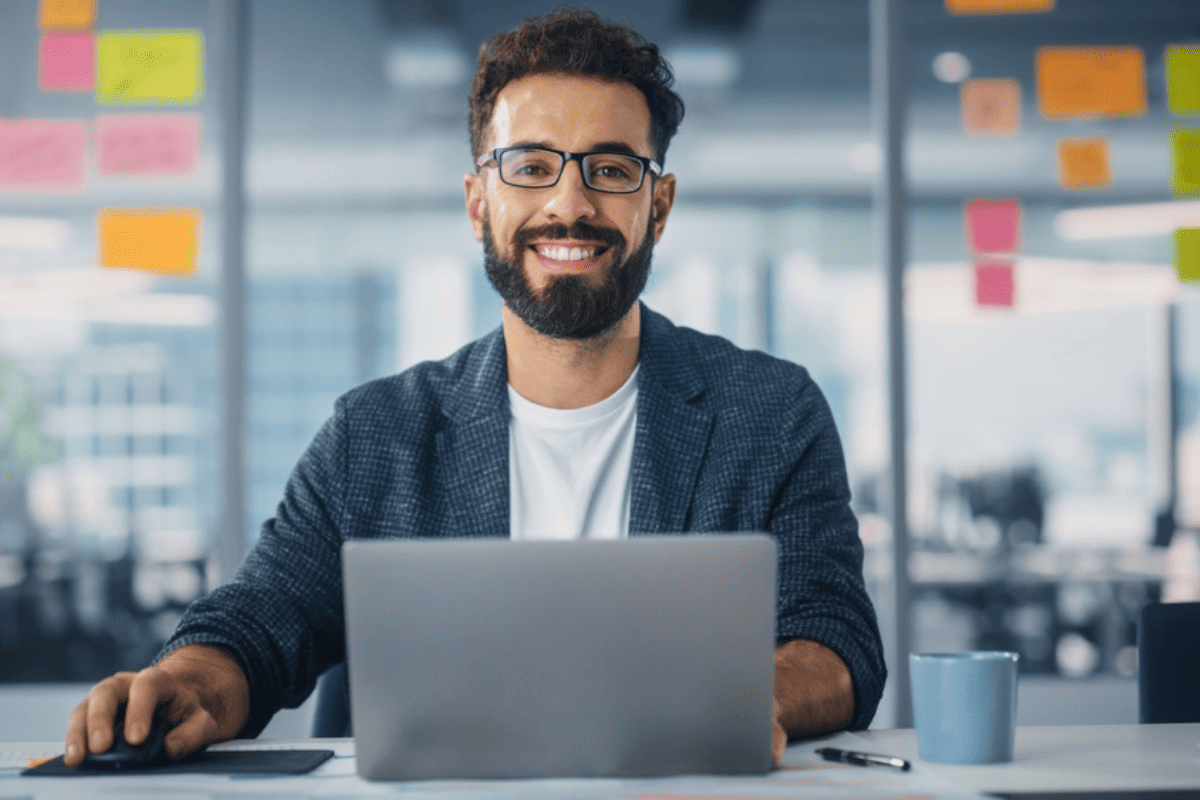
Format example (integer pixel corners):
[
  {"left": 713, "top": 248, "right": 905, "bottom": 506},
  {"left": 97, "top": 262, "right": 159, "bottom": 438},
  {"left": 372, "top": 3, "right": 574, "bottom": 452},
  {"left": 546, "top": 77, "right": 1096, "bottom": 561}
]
[
  {"left": 965, "top": 199, "right": 1021, "bottom": 254},
  {"left": 0, "top": 119, "right": 88, "bottom": 191},
  {"left": 962, "top": 78, "right": 1021, "bottom": 135},
  {"left": 1167, "top": 46, "right": 1200, "bottom": 116},
  {"left": 1172, "top": 128, "right": 1200, "bottom": 196},
  {"left": 1177, "top": 228, "right": 1200, "bottom": 282},
  {"left": 96, "top": 114, "right": 202, "bottom": 176},
  {"left": 39, "top": 0, "right": 96, "bottom": 29},
  {"left": 945, "top": 0, "right": 1053, "bottom": 13},
  {"left": 99, "top": 209, "right": 201, "bottom": 275},
  {"left": 974, "top": 263, "right": 1015, "bottom": 307},
  {"left": 97, "top": 31, "right": 204, "bottom": 104},
  {"left": 1036, "top": 47, "right": 1147, "bottom": 119},
  {"left": 1058, "top": 138, "right": 1112, "bottom": 190},
  {"left": 39, "top": 32, "right": 96, "bottom": 92}
]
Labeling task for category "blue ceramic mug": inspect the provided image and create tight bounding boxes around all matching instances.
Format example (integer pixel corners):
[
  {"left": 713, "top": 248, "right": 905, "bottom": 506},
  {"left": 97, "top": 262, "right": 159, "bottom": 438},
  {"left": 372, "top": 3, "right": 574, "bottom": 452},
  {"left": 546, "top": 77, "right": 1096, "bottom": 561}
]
[{"left": 909, "top": 651, "right": 1019, "bottom": 764}]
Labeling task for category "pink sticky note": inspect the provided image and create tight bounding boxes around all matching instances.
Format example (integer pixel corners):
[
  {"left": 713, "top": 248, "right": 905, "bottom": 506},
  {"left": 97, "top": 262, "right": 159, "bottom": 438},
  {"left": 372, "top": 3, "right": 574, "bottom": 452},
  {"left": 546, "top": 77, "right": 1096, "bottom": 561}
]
[
  {"left": 39, "top": 32, "right": 96, "bottom": 92},
  {"left": 975, "top": 262, "right": 1015, "bottom": 307},
  {"left": 966, "top": 198, "right": 1022, "bottom": 254},
  {"left": 96, "top": 114, "right": 202, "bottom": 176},
  {"left": 0, "top": 119, "right": 88, "bottom": 191}
]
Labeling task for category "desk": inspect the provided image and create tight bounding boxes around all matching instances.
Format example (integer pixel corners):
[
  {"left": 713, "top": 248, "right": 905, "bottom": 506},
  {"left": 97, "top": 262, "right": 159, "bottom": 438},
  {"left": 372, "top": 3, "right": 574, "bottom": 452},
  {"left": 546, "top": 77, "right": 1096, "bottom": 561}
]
[
  {"left": 5, "top": 726, "right": 1199, "bottom": 798},
  {"left": 859, "top": 724, "right": 1200, "bottom": 795}
]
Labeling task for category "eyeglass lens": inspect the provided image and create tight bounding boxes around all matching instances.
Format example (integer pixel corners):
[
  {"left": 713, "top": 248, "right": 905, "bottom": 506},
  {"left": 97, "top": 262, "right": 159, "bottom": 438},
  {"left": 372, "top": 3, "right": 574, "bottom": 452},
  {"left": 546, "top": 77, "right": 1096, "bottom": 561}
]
[{"left": 498, "top": 148, "right": 644, "bottom": 193}]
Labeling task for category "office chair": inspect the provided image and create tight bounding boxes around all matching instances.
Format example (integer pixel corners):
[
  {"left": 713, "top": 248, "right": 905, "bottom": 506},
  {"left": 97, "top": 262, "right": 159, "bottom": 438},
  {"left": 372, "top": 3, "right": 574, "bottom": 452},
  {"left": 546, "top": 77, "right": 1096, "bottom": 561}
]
[
  {"left": 1137, "top": 601, "right": 1200, "bottom": 723},
  {"left": 312, "top": 661, "right": 352, "bottom": 737}
]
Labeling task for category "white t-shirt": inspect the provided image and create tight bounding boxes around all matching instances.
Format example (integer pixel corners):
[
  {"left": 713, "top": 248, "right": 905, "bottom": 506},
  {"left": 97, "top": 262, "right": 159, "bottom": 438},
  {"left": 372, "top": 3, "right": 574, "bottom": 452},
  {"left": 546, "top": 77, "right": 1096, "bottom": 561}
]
[{"left": 507, "top": 366, "right": 638, "bottom": 540}]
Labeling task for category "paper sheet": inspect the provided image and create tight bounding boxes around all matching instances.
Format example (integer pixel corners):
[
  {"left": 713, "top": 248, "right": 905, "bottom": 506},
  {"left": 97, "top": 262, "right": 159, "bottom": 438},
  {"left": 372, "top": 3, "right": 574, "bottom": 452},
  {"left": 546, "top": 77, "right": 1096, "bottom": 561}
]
[
  {"left": 39, "top": 0, "right": 96, "bottom": 30},
  {"left": 98, "top": 208, "right": 202, "bottom": 276},
  {"left": 96, "top": 113, "right": 203, "bottom": 176},
  {"left": 974, "top": 262, "right": 1016, "bottom": 308},
  {"left": 961, "top": 78, "right": 1021, "bottom": 136},
  {"left": 1177, "top": 228, "right": 1200, "bottom": 283},
  {"left": 1167, "top": 45, "right": 1200, "bottom": 116},
  {"left": 1057, "top": 137, "right": 1112, "bottom": 190},
  {"left": 1036, "top": 46, "right": 1147, "bottom": 119},
  {"left": 0, "top": 118, "right": 88, "bottom": 192},
  {"left": 40, "top": 31, "right": 96, "bottom": 91},
  {"left": 965, "top": 198, "right": 1021, "bottom": 255},
  {"left": 1171, "top": 128, "right": 1200, "bottom": 196},
  {"left": 97, "top": 30, "right": 204, "bottom": 104},
  {"left": 944, "top": 0, "right": 1053, "bottom": 14}
]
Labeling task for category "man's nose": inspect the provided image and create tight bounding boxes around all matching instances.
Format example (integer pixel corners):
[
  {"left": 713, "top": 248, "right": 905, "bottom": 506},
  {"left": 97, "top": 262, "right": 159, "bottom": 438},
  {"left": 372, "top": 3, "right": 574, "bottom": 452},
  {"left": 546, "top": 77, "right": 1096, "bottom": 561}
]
[{"left": 542, "top": 159, "right": 597, "bottom": 223}]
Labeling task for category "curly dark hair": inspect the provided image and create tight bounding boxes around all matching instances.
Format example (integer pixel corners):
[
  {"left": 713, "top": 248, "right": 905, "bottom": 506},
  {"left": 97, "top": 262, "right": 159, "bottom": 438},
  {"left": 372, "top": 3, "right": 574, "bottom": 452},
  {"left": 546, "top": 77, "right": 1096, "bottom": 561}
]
[{"left": 469, "top": 7, "right": 685, "bottom": 166}]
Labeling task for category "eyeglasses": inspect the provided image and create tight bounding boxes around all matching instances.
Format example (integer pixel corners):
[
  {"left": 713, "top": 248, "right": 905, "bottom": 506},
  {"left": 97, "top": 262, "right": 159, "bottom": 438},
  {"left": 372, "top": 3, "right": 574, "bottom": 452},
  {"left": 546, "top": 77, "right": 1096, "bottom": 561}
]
[{"left": 476, "top": 146, "right": 661, "bottom": 194}]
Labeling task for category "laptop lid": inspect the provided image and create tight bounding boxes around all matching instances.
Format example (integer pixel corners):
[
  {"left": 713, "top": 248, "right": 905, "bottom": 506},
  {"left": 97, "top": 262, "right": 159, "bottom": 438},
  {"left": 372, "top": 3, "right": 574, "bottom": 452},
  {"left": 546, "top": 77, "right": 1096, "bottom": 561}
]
[{"left": 343, "top": 534, "right": 776, "bottom": 781}]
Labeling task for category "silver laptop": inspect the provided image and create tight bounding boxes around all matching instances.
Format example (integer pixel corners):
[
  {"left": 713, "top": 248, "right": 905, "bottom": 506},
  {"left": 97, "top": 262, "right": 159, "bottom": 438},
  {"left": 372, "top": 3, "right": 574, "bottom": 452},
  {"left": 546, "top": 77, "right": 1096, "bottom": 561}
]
[{"left": 343, "top": 535, "right": 776, "bottom": 781}]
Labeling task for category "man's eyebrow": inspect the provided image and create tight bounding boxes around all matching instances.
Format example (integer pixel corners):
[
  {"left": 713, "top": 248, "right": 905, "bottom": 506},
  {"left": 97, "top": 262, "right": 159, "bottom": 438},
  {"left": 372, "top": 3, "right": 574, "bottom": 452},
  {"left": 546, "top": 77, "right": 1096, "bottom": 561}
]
[{"left": 506, "top": 140, "right": 645, "bottom": 158}]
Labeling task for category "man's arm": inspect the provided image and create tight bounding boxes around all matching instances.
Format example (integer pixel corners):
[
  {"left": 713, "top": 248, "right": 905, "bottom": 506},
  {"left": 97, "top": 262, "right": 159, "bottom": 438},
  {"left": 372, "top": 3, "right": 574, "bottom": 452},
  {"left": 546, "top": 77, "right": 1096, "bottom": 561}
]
[
  {"left": 770, "top": 639, "right": 854, "bottom": 762},
  {"left": 64, "top": 644, "right": 249, "bottom": 767}
]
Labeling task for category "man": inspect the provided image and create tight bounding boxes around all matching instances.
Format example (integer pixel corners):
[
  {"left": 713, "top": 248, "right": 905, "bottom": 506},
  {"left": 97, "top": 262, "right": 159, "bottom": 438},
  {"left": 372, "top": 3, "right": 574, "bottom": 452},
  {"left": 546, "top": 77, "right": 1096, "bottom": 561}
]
[{"left": 64, "top": 7, "right": 885, "bottom": 768}]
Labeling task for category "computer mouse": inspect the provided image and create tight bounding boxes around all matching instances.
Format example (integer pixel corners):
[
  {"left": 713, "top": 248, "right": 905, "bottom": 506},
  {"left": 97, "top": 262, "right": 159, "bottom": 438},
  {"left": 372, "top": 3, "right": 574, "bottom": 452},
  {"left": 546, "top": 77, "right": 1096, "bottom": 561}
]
[{"left": 81, "top": 704, "right": 172, "bottom": 770}]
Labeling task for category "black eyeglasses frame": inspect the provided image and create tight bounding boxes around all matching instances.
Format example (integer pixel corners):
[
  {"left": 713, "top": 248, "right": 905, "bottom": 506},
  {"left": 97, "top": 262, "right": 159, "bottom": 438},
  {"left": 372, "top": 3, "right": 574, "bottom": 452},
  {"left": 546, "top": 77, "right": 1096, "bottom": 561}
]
[{"left": 475, "top": 146, "right": 662, "bottom": 194}]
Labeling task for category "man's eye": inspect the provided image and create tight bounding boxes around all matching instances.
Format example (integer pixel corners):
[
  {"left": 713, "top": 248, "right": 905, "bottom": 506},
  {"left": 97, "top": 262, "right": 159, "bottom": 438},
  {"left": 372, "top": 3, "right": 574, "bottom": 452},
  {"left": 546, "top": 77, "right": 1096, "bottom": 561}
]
[{"left": 593, "top": 163, "right": 632, "bottom": 179}]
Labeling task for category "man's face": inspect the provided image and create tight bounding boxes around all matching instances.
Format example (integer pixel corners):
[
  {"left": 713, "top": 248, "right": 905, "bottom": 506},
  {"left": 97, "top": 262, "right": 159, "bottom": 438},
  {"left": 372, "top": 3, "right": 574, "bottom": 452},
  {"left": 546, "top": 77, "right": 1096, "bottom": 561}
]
[{"left": 464, "top": 72, "right": 676, "bottom": 339}]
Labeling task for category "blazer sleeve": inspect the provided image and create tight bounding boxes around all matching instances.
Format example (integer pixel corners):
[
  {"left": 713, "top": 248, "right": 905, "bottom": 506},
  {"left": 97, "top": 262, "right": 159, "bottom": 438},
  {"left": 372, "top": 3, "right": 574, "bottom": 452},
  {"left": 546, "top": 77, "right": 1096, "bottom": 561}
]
[
  {"left": 770, "top": 376, "right": 886, "bottom": 731},
  {"left": 155, "top": 397, "right": 350, "bottom": 738}
]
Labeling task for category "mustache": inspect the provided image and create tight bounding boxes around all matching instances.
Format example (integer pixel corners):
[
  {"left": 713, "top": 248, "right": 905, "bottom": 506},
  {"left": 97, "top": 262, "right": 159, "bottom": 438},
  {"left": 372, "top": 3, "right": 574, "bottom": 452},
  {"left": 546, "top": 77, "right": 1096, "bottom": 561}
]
[{"left": 512, "top": 222, "right": 625, "bottom": 253}]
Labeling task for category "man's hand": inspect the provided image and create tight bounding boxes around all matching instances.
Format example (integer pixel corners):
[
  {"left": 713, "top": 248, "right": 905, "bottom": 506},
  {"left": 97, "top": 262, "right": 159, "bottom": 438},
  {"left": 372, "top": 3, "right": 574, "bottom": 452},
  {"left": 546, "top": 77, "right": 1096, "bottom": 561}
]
[
  {"left": 771, "top": 639, "right": 854, "bottom": 765},
  {"left": 63, "top": 644, "right": 250, "bottom": 768}
]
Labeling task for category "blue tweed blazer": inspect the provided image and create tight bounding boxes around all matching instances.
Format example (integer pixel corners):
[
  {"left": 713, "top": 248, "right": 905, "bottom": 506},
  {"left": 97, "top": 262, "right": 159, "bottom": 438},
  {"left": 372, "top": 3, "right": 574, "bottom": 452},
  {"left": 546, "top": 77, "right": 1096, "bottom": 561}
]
[{"left": 164, "top": 305, "right": 886, "bottom": 735}]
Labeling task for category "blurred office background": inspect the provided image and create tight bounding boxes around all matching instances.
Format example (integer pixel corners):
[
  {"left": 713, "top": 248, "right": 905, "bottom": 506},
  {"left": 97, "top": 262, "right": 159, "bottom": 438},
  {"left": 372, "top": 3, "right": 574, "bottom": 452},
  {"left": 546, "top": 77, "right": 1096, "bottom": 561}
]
[{"left": 1, "top": 0, "right": 1198, "bottom": 739}]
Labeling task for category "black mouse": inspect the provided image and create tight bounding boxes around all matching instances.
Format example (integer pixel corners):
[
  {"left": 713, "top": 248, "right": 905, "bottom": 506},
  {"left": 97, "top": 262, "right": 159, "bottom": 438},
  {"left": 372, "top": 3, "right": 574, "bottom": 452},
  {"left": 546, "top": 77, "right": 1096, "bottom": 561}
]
[{"left": 81, "top": 704, "right": 172, "bottom": 770}]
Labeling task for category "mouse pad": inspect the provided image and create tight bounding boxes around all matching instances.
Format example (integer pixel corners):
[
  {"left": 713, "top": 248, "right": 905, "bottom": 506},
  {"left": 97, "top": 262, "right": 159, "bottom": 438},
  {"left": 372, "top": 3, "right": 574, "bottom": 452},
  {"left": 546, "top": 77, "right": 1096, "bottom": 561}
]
[{"left": 23, "top": 748, "right": 335, "bottom": 776}]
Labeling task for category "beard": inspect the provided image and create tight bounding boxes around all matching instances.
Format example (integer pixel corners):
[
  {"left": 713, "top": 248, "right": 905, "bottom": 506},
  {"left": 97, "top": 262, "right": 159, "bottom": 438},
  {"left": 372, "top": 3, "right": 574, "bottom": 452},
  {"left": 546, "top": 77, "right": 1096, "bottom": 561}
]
[{"left": 482, "top": 214, "right": 655, "bottom": 341}]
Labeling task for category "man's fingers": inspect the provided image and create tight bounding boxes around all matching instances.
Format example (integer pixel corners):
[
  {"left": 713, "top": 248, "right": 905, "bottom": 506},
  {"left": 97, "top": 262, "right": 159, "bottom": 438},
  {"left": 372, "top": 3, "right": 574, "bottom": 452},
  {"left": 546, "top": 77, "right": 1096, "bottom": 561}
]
[
  {"left": 83, "top": 673, "right": 135, "bottom": 756},
  {"left": 63, "top": 701, "right": 90, "bottom": 767},
  {"left": 771, "top": 717, "right": 787, "bottom": 766},
  {"left": 124, "top": 667, "right": 174, "bottom": 746},
  {"left": 161, "top": 708, "right": 218, "bottom": 760}
]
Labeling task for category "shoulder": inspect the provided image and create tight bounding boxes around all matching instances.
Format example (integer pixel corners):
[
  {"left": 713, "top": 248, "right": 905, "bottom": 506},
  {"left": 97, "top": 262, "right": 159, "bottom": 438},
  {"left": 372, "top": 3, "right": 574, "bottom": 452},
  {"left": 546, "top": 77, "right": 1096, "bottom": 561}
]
[{"left": 333, "top": 328, "right": 505, "bottom": 428}]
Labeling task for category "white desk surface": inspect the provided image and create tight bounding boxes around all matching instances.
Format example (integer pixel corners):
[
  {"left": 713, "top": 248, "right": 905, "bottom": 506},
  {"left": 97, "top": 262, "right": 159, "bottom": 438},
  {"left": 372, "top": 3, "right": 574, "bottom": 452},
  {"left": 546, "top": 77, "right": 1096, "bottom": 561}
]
[{"left": 858, "top": 723, "right": 1200, "bottom": 793}]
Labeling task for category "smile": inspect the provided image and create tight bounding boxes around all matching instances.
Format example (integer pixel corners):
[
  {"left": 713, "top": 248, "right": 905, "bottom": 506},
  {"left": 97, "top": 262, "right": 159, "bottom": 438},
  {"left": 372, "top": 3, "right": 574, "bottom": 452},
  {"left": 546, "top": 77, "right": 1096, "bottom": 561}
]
[{"left": 533, "top": 244, "right": 606, "bottom": 262}]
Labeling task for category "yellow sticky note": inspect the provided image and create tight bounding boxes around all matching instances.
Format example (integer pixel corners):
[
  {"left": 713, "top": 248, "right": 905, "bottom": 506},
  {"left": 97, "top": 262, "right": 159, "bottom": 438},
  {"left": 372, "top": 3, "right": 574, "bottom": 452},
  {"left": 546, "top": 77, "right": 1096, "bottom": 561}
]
[
  {"left": 1173, "top": 128, "right": 1200, "bottom": 196},
  {"left": 99, "top": 209, "right": 201, "bottom": 276},
  {"left": 39, "top": 0, "right": 96, "bottom": 30},
  {"left": 1036, "top": 47, "right": 1147, "bottom": 119},
  {"left": 1177, "top": 228, "right": 1200, "bottom": 282},
  {"left": 945, "top": 0, "right": 1053, "bottom": 13},
  {"left": 962, "top": 79, "right": 1022, "bottom": 135},
  {"left": 1058, "top": 138, "right": 1112, "bottom": 190},
  {"left": 97, "top": 31, "right": 204, "bottom": 104},
  {"left": 1167, "top": 46, "right": 1200, "bottom": 116}
]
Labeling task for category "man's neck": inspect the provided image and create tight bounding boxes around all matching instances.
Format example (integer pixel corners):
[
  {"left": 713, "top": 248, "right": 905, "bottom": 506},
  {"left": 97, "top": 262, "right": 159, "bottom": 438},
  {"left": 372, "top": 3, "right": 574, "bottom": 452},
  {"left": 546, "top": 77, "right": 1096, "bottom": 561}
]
[{"left": 502, "top": 303, "right": 641, "bottom": 410}]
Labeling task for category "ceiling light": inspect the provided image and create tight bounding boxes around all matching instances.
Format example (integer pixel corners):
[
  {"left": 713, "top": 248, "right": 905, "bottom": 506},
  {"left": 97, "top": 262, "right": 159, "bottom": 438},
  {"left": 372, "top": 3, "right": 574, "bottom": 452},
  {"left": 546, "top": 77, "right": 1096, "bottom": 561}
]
[
  {"left": 1054, "top": 200, "right": 1200, "bottom": 241},
  {"left": 933, "top": 51, "right": 972, "bottom": 83}
]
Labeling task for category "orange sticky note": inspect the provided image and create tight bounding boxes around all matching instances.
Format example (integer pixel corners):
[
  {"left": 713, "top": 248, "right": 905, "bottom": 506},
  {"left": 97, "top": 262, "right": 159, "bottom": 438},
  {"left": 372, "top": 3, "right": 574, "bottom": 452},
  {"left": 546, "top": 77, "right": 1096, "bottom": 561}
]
[
  {"left": 962, "top": 78, "right": 1021, "bottom": 135},
  {"left": 39, "top": 0, "right": 96, "bottom": 29},
  {"left": 1058, "top": 138, "right": 1112, "bottom": 190},
  {"left": 1036, "top": 47, "right": 1147, "bottom": 119},
  {"left": 99, "top": 209, "right": 201, "bottom": 276},
  {"left": 946, "top": 0, "right": 1053, "bottom": 13}
]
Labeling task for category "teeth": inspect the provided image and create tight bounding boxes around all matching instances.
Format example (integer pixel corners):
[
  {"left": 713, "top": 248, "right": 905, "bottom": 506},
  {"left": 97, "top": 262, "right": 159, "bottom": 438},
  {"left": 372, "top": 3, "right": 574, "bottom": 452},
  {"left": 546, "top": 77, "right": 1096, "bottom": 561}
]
[{"left": 539, "top": 245, "right": 595, "bottom": 262}]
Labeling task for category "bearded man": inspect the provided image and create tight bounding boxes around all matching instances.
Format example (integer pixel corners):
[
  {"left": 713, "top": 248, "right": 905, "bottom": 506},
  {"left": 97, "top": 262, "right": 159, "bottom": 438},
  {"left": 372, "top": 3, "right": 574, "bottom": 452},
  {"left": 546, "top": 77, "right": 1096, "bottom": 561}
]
[{"left": 65, "top": 7, "right": 885, "bottom": 769}]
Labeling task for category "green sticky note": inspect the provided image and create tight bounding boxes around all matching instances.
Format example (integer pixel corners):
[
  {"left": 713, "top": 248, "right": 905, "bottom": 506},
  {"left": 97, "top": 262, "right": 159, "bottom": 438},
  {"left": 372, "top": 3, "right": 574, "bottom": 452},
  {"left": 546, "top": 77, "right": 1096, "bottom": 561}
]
[
  {"left": 1172, "top": 128, "right": 1200, "bottom": 196},
  {"left": 1177, "top": 228, "right": 1200, "bottom": 282},
  {"left": 97, "top": 30, "right": 203, "bottom": 104},
  {"left": 1168, "top": 46, "right": 1200, "bottom": 116}
]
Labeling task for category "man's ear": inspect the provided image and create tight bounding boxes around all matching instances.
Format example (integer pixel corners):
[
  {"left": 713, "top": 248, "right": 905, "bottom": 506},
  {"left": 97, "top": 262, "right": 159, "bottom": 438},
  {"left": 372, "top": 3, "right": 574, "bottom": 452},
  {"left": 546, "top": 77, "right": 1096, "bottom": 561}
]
[
  {"left": 464, "top": 172, "right": 486, "bottom": 243},
  {"left": 651, "top": 172, "right": 676, "bottom": 243}
]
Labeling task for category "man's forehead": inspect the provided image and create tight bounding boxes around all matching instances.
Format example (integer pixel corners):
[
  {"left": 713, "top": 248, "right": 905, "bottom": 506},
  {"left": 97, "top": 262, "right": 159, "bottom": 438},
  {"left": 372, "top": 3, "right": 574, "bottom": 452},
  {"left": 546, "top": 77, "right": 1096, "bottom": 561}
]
[{"left": 488, "top": 73, "right": 653, "bottom": 153}]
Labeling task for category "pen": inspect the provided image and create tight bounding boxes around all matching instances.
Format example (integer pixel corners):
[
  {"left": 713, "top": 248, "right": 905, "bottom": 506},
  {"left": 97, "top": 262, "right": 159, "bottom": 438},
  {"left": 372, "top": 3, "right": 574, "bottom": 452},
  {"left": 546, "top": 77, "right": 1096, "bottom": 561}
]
[{"left": 815, "top": 747, "right": 911, "bottom": 771}]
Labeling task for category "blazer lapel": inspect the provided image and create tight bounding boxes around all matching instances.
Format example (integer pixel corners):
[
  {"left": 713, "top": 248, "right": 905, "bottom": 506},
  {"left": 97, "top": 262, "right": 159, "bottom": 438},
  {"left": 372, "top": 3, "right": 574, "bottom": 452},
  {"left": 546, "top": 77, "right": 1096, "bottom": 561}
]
[
  {"left": 629, "top": 307, "right": 715, "bottom": 535},
  {"left": 435, "top": 328, "right": 510, "bottom": 539}
]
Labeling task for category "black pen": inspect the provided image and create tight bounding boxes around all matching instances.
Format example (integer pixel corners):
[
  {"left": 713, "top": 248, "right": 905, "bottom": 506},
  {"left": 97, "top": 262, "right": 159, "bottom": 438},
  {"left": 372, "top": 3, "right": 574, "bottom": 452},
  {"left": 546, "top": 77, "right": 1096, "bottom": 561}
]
[{"left": 815, "top": 747, "right": 911, "bottom": 771}]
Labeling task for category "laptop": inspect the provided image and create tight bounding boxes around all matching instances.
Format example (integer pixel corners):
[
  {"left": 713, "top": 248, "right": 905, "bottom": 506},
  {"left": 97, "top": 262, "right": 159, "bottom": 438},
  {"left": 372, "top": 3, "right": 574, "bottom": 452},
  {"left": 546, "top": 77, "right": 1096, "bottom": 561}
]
[{"left": 342, "top": 534, "right": 776, "bottom": 781}]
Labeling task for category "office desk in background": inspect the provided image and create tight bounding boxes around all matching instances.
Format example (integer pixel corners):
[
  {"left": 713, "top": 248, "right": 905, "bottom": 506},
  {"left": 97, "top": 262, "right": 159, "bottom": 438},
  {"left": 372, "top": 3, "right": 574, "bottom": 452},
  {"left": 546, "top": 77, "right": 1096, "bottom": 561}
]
[{"left": 3, "top": 725, "right": 1199, "bottom": 798}]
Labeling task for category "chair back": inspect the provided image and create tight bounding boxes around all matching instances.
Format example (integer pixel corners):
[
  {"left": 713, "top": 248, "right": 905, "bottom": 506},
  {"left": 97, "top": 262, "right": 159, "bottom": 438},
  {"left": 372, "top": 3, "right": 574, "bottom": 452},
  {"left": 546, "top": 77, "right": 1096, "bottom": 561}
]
[
  {"left": 312, "top": 661, "right": 352, "bottom": 737},
  {"left": 1138, "top": 601, "right": 1200, "bottom": 723}
]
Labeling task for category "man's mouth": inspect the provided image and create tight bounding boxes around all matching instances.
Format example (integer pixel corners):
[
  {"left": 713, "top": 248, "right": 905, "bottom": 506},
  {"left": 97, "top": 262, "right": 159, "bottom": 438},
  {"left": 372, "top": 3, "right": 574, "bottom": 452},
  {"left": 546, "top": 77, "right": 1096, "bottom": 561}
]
[{"left": 530, "top": 242, "right": 609, "bottom": 269}]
